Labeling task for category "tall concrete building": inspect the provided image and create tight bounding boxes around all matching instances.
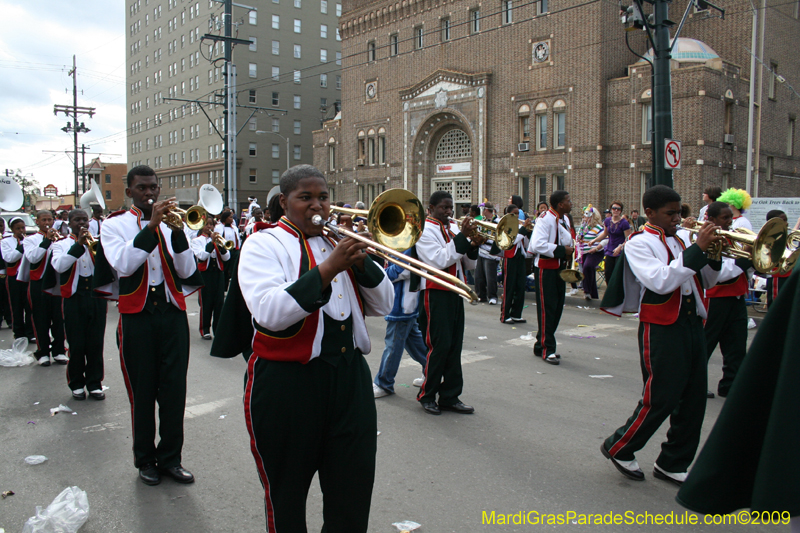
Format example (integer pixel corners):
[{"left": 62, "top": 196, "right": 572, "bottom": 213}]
[
  {"left": 314, "top": 0, "right": 800, "bottom": 214},
  {"left": 126, "top": 0, "right": 343, "bottom": 213}
]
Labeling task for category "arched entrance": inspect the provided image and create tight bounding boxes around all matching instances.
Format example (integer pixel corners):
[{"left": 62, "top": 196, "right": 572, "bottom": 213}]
[{"left": 412, "top": 112, "right": 475, "bottom": 205}]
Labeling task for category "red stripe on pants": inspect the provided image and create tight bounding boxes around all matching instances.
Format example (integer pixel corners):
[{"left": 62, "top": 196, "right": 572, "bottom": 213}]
[{"left": 609, "top": 323, "right": 653, "bottom": 456}]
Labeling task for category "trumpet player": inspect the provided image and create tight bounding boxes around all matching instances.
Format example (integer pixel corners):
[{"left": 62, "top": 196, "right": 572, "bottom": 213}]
[
  {"left": 97, "top": 165, "right": 203, "bottom": 486},
  {"left": 192, "top": 216, "right": 230, "bottom": 339},
  {"left": 764, "top": 210, "right": 793, "bottom": 309},
  {"left": 700, "top": 201, "right": 753, "bottom": 399},
  {"left": 528, "top": 191, "right": 574, "bottom": 365},
  {"left": 500, "top": 204, "right": 532, "bottom": 324},
  {"left": 51, "top": 209, "right": 107, "bottom": 401},
  {"left": 23, "top": 211, "right": 66, "bottom": 366},
  {"left": 215, "top": 210, "right": 241, "bottom": 289},
  {"left": 1, "top": 217, "right": 34, "bottom": 341},
  {"left": 601, "top": 185, "right": 724, "bottom": 486}
]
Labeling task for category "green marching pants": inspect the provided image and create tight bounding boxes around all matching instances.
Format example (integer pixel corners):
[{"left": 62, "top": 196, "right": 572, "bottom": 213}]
[
  {"left": 117, "top": 287, "right": 190, "bottom": 470},
  {"left": 603, "top": 301, "right": 708, "bottom": 473},
  {"left": 704, "top": 296, "right": 747, "bottom": 397},
  {"left": 198, "top": 264, "right": 224, "bottom": 337},
  {"left": 244, "top": 315, "right": 377, "bottom": 533},
  {"left": 533, "top": 267, "right": 565, "bottom": 358},
  {"left": 417, "top": 289, "right": 465, "bottom": 407},
  {"left": 64, "top": 276, "right": 107, "bottom": 392},
  {"left": 28, "top": 279, "right": 65, "bottom": 358}
]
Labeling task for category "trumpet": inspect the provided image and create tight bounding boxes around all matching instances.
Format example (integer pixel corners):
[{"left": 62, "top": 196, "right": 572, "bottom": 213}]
[
  {"left": 682, "top": 218, "right": 788, "bottom": 274},
  {"left": 84, "top": 232, "right": 99, "bottom": 257},
  {"left": 315, "top": 189, "right": 478, "bottom": 302},
  {"left": 212, "top": 232, "right": 234, "bottom": 251},
  {"left": 449, "top": 214, "right": 519, "bottom": 251},
  {"left": 147, "top": 199, "right": 207, "bottom": 231},
  {"left": 45, "top": 226, "right": 67, "bottom": 242}
]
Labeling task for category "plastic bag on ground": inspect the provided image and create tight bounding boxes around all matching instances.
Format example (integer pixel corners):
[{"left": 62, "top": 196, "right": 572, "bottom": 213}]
[
  {"left": 392, "top": 521, "right": 421, "bottom": 532},
  {"left": 25, "top": 455, "right": 48, "bottom": 465},
  {"left": 21, "top": 486, "right": 89, "bottom": 533},
  {"left": 0, "top": 338, "right": 34, "bottom": 367}
]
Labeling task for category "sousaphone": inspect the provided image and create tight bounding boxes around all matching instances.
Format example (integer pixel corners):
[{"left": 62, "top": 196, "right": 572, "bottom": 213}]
[
  {"left": 80, "top": 179, "right": 106, "bottom": 210},
  {"left": 0, "top": 178, "right": 24, "bottom": 211}
]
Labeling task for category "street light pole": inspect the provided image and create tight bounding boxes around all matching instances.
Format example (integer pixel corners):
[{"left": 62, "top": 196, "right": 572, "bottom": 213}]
[{"left": 255, "top": 130, "right": 290, "bottom": 173}]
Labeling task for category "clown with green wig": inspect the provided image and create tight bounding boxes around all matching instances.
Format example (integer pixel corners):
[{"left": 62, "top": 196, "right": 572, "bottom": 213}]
[{"left": 717, "top": 188, "right": 753, "bottom": 231}]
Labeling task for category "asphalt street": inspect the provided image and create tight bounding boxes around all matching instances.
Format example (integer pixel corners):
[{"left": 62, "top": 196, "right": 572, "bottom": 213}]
[{"left": 0, "top": 291, "right": 777, "bottom": 533}]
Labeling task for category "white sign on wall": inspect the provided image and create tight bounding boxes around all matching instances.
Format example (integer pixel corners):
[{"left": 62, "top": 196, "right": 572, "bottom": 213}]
[
  {"left": 436, "top": 162, "right": 471, "bottom": 174},
  {"left": 745, "top": 197, "right": 800, "bottom": 232}
]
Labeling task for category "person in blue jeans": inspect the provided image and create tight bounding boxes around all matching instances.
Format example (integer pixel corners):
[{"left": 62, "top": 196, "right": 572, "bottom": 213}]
[{"left": 373, "top": 249, "right": 428, "bottom": 398}]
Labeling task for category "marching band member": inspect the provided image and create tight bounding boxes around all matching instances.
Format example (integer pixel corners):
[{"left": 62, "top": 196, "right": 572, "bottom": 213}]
[
  {"left": 246, "top": 195, "right": 260, "bottom": 221},
  {"left": 697, "top": 186, "right": 721, "bottom": 223},
  {"left": 244, "top": 208, "right": 263, "bottom": 237},
  {"left": 601, "top": 185, "right": 723, "bottom": 486},
  {"left": 98, "top": 165, "right": 203, "bottom": 486},
  {"left": 192, "top": 216, "right": 230, "bottom": 339},
  {"left": 22, "top": 211, "right": 66, "bottom": 366},
  {"left": 215, "top": 210, "right": 241, "bottom": 288},
  {"left": 51, "top": 209, "right": 107, "bottom": 401},
  {"left": 416, "top": 190, "right": 482, "bottom": 415},
  {"left": 500, "top": 204, "right": 531, "bottom": 324},
  {"left": 88, "top": 205, "right": 104, "bottom": 237},
  {"left": 528, "top": 190, "right": 574, "bottom": 365},
  {"left": 1, "top": 218, "right": 33, "bottom": 341},
  {"left": 764, "top": 210, "right": 793, "bottom": 309},
  {"left": 717, "top": 188, "right": 753, "bottom": 231},
  {"left": 0, "top": 218, "right": 12, "bottom": 329},
  {"left": 702, "top": 202, "right": 751, "bottom": 399},
  {"left": 237, "top": 165, "right": 392, "bottom": 531},
  {"left": 474, "top": 203, "right": 501, "bottom": 305}
]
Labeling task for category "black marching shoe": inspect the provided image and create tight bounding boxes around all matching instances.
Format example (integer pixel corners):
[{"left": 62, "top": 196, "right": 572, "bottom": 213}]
[
  {"left": 161, "top": 465, "right": 195, "bottom": 484},
  {"left": 72, "top": 389, "right": 86, "bottom": 401},
  {"left": 440, "top": 401, "right": 475, "bottom": 414},
  {"left": 139, "top": 463, "right": 161, "bottom": 485},
  {"left": 420, "top": 401, "right": 441, "bottom": 415},
  {"left": 544, "top": 354, "right": 560, "bottom": 365},
  {"left": 600, "top": 443, "right": 645, "bottom": 481},
  {"left": 706, "top": 390, "right": 715, "bottom": 399},
  {"left": 88, "top": 390, "right": 106, "bottom": 401}
]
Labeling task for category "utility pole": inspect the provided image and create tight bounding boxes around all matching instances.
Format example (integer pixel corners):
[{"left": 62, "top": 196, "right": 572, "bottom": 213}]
[
  {"left": 54, "top": 55, "right": 94, "bottom": 197},
  {"left": 621, "top": 0, "right": 723, "bottom": 189},
  {"left": 81, "top": 144, "right": 88, "bottom": 193}
]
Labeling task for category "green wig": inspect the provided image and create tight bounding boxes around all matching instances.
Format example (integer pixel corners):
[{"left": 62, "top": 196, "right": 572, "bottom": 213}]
[{"left": 718, "top": 188, "right": 752, "bottom": 211}]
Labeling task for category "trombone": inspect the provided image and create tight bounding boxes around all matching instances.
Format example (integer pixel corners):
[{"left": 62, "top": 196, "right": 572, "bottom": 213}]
[
  {"left": 316, "top": 189, "right": 478, "bottom": 302},
  {"left": 449, "top": 213, "right": 519, "bottom": 251},
  {"left": 559, "top": 241, "right": 584, "bottom": 283},
  {"left": 682, "top": 217, "right": 788, "bottom": 274}
]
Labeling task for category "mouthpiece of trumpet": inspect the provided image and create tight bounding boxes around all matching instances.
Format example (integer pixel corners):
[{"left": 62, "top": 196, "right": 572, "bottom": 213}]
[
  {"left": 311, "top": 215, "right": 324, "bottom": 226},
  {"left": 148, "top": 199, "right": 154, "bottom": 205}
]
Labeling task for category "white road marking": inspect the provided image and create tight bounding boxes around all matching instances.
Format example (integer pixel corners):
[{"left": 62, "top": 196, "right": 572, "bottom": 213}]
[
  {"left": 184, "top": 397, "right": 234, "bottom": 419},
  {"left": 557, "top": 323, "right": 635, "bottom": 338},
  {"left": 80, "top": 422, "right": 124, "bottom": 433},
  {"left": 397, "top": 349, "right": 493, "bottom": 369}
]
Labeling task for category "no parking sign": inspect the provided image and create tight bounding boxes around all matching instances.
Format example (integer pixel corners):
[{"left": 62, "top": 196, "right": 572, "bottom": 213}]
[{"left": 664, "top": 139, "right": 681, "bottom": 170}]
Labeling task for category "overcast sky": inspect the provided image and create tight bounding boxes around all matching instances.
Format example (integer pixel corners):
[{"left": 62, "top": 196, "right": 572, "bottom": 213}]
[{"left": 0, "top": 0, "right": 125, "bottom": 196}]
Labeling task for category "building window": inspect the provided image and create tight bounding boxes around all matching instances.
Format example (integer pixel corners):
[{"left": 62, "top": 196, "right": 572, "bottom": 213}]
[
  {"left": 293, "top": 94, "right": 301, "bottom": 109},
  {"left": 414, "top": 26, "right": 423, "bottom": 49},
  {"left": 272, "top": 169, "right": 281, "bottom": 184},
  {"left": 537, "top": 0, "right": 548, "bottom": 14},
  {"left": 293, "top": 145, "right": 301, "bottom": 160},
  {"left": 535, "top": 175, "right": 547, "bottom": 205},
  {"left": 320, "top": 73, "right": 327, "bottom": 87},
  {"left": 249, "top": 89, "right": 257, "bottom": 103},
  {"left": 378, "top": 128, "right": 386, "bottom": 164},
  {"left": 328, "top": 139, "right": 336, "bottom": 170},
  {"left": 320, "top": 48, "right": 327, "bottom": 62},
  {"left": 320, "top": 24, "right": 328, "bottom": 38},
  {"left": 249, "top": 142, "right": 257, "bottom": 156},
  {"left": 336, "top": 51, "right": 341, "bottom": 65},
  {"left": 553, "top": 174, "right": 565, "bottom": 191},
  {"left": 293, "top": 19, "right": 301, "bottom": 33},
  {"left": 357, "top": 131, "right": 366, "bottom": 161},
  {"left": 441, "top": 18, "right": 451, "bottom": 41},
  {"left": 336, "top": 75, "right": 341, "bottom": 89},
  {"left": 367, "top": 40, "right": 376, "bottom": 61},
  {"left": 789, "top": 117, "right": 796, "bottom": 156},
  {"left": 294, "top": 0, "right": 301, "bottom": 6},
  {"left": 293, "top": 44, "right": 302, "bottom": 58},
  {"left": 321, "top": 0, "right": 327, "bottom": 13},
  {"left": 272, "top": 92, "right": 279, "bottom": 106},
  {"left": 249, "top": 169, "right": 257, "bottom": 183},
  {"left": 249, "top": 10, "right": 257, "bottom": 24},
  {"left": 390, "top": 34, "right": 398, "bottom": 56},
  {"left": 272, "top": 66, "right": 280, "bottom": 81},
  {"left": 294, "top": 70, "right": 301, "bottom": 83},
  {"left": 470, "top": 9, "right": 480, "bottom": 33},
  {"left": 536, "top": 113, "right": 547, "bottom": 150},
  {"left": 105, "top": 173, "right": 112, "bottom": 183},
  {"left": 336, "top": 3, "right": 342, "bottom": 16},
  {"left": 769, "top": 62, "right": 778, "bottom": 100},
  {"left": 724, "top": 101, "right": 734, "bottom": 135},
  {"left": 519, "top": 116, "right": 530, "bottom": 143},
  {"left": 249, "top": 63, "right": 257, "bottom": 77},
  {"left": 272, "top": 144, "right": 280, "bottom": 159},
  {"left": 249, "top": 118, "right": 257, "bottom": 131},
  {"left": 502, "top": 0, "right": 513, "bottom": 24},
  {"left": 272, "top": 118, "right": 280, "bottom": 132},
  {"left": 368, "top": 137, "right": 376, "bottom": 165},
  {"left": 293, "top": 120, "right": 301, "bottom": 135},
  {"left": 249, "top": 37, "right": 257, "bottom": 51},
  {"left": 554, "top": 109, "right": 565, "bottom": 148},
  {"left": 642, "top": 103, "right": 653, "bottom": 144},
  {"left": 272, "top": 15, "right": 280, "bottom": 29},
  {"left": 272, "top": 40, "right": 280, "bottom": 55},
  {"left": 766, "top": 156, "right": 774, "bottom": 181}
]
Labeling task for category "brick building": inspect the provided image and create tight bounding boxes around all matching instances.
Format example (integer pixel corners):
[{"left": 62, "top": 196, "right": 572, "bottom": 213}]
[{"left": 314, "top": 0, "right": 800, "bottom": 215}]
